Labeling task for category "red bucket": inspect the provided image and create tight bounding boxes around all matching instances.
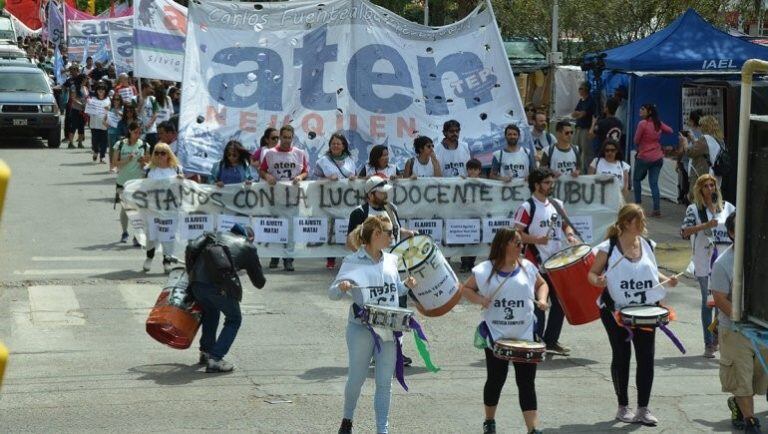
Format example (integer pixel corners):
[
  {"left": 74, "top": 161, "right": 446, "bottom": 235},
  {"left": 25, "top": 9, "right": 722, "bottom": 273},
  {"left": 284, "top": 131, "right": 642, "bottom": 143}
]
[
  {"left": 145, "top": 269, "right": 202, "bottom": 349},
  {"left": 542, "top": 244, "right": 603, "bottom": 325}
]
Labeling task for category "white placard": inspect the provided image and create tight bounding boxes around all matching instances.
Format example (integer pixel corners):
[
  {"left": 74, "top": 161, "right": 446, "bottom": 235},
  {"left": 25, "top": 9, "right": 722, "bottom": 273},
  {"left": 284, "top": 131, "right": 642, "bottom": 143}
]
[
  {"left": 293, "top": 217, "right": 328, "bottom": 244},
  {"left": 84, "top": 98, "right": 108, "bottom": 117},
  {"left": 118, "top": 87, "right": 135, "bottom": 101},
  {"left": 148, "top": 216, "right": 178, "bottom": 242},
  {"left": 446, "top": 219, "right": 481, "bottom": 245},
  {"left": 181, "top": 214, "right": 214, "bottom": 240},
  {"left": 333, "top": 219, "right": 349, "bottom": 245},
  {"left": 254, "top": 218, "right": 289, "bottom": 244},
  {"left": 217, "top": 214, "right": 251, "bottom": 232},
  {"left": 107, "top": 111, "right": 121, "bottom": 128},
  {"left": 411, "top": 219, "right": 443, "bottom": 243},
  {"left": 482, "top": 218, "right": 515, "bottom": 243},
  {"left": 126, "top": 209, "right": 146, "bottom": 246},
  {"left": 568, "top": 215, "right": 594, "bottom": 244}
]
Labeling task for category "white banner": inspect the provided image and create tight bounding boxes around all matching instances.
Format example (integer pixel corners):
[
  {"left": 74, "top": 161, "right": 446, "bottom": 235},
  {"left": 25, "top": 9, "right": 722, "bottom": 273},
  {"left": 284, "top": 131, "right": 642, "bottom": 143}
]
[
  {"left": 120, "top": 176, "right": 624, "bottom": 257},
  {"left": 177, "top": 0, "right": 530, "bottom": 176},
  {"left": 108, "top": 17, "right": 134, "bottom": 75},
  {"left": 66, "top": 18, "right": 118, "bottom": 64},
  {"left": 133, "top": 0, "right": 187, "bottom": 81}
]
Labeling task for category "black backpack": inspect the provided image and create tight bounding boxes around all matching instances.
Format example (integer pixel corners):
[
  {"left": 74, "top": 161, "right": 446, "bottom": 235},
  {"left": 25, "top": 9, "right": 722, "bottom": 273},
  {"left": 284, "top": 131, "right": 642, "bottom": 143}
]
[
  {"left": 188, "top": 233, "right": 243, "bottom": 301},
  {"left": 710, "top": 139, "right": 732, "bottom": 177}
]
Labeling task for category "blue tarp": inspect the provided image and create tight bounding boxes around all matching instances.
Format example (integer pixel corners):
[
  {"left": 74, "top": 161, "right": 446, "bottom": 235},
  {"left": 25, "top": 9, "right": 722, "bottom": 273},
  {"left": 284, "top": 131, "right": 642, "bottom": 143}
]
[{"left": 586, "top": 8, "right": 768, "bottom": 72}]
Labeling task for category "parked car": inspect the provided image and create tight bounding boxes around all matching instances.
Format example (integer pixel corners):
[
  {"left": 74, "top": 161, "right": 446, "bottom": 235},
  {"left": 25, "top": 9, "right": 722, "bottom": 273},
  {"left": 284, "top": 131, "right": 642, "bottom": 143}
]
[
  {"left": 0, "top": 16, "right": 15, "bottom": 45},
  {"left": 0, "top": 66, "right": 61, "bottom": 148},
  {"left": 0, "top": 43, "right": 26, "bottom": 61}
]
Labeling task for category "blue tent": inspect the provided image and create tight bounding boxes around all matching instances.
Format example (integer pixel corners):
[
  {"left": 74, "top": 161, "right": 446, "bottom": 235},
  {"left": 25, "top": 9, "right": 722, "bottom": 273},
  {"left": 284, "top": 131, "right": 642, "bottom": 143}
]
[{"left": 587, "top": 8, "right": 768, "bottom": 72}]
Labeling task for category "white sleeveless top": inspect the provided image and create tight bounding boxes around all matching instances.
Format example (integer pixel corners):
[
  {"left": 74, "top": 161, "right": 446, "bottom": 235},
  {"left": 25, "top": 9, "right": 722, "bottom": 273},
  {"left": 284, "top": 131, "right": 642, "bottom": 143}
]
[
  {"left": 597, "top": 237, "right": 663, "bottom": 309},
  {"left": 410, "top": 157, "right": 437, "bottom": 177},
  {"left": 364, "top": 164, "right": 398, "bottom": 179},
  {"left": 494, "top": 147, "right": 530, "bottom": 179},
  {"left": 472, "top": 259, "right": 538, "bottom": 341}
]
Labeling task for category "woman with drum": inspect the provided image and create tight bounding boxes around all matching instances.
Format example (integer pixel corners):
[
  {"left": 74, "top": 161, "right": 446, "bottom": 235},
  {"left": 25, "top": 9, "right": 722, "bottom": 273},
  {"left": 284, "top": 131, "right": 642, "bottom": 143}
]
[
  {"left": 329, "top": 215, "right": 417, "bottom": 434},
  {"left": 680, "top": 174, "right": 735, "bottom": 358},
  {"left": 460, "top": 227, "right": 548, "bottom": 434},
  {"left": 587, "top": 204, "right": 679, "bottom": 426}
]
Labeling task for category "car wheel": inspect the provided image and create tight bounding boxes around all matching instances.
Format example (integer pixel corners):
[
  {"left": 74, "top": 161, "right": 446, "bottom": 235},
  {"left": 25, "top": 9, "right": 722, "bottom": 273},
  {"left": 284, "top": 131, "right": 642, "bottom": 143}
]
[{"left": 47, "top": 127, "right": 61, "bottom": 148}]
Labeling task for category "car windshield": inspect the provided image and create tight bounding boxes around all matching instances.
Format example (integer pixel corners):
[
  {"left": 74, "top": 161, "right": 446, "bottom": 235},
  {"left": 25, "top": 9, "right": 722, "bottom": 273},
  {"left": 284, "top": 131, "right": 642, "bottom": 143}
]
[{"left": 0, "top": 71, "right": 50, "bottom": 92}]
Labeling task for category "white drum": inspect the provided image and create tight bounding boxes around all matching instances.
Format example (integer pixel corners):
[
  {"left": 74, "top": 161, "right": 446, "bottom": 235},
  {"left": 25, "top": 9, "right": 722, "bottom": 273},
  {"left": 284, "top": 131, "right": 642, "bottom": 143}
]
[
  {"left": 363, "top": 304, "right": 413, "bottom": 332},
  {"left": 390, "top": 235, "right": 460, "bottom": 317}
]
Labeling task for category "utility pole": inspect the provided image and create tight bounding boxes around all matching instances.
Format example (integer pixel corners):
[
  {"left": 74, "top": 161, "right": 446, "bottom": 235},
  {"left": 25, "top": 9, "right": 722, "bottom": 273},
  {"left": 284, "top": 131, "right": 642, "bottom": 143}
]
[
  {"left": 547, "top": 0, "right": 562, "bottom": 124},
  {"left": 424, "top": 0, "right": 429, "bottom": 26}
]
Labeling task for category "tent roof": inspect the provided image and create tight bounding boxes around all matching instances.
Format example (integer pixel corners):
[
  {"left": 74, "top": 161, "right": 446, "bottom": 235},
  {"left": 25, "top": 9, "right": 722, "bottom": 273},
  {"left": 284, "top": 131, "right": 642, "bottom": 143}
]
[{"left": 586, "top": 9, "right": 768, "bottom": 72}]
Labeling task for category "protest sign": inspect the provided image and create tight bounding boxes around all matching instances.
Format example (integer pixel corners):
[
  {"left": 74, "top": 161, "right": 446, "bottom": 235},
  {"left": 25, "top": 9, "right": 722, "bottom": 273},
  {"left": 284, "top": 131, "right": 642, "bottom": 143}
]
[
  {"left": 133, "top": 0, "right": 187, "bottom": 81},
  {"left": 121, "top": 176, "right": 623, "bottom": 257},
  {"left": 67, "top": 18, "right": 114, "bottom": 63},
  {"left": 84, "top": 98, "right": 108, "bottom": 117},
  {"left": 177, "top": 0, "right": 528, "bottom": 176},
  {"left": 108, "top": 17, "right": 134, "bottom": 75}
]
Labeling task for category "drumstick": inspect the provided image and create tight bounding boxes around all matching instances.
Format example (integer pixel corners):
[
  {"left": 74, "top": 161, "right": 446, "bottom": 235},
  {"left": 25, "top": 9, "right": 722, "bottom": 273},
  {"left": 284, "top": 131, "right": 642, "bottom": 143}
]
[
  {"left": 605, "top": 254, "right": 626, "bottom": 274},
  {"left": 649, "top": 271, "right": 685, "bottom": 290}
]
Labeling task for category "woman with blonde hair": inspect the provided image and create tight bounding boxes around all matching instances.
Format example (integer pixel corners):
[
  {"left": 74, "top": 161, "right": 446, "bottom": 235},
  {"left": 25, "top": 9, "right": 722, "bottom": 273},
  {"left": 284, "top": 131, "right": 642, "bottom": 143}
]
[
  {"left": 142, "top": 142, "right": 183, "bottom": 273},
  {"left": 588, "top": 204, "right": 679, "bottom": 426},
  {"left": 678, "top": 115, "right": 726, "bottom": 200},
  {"left": 680, "top": 174, "right": 734, "bottom": 358},
  {"left": 329, "top": 215, "right": 417, "bottom": 434}
]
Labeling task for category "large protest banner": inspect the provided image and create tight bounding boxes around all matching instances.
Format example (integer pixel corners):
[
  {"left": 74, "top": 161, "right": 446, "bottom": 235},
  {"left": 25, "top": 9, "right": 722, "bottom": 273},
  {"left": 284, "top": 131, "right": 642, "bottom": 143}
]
[
  {"left": 177, "top": 0, "right": 528, "bottom": 176},
  {"left": 133, "top": 0, "right": 188, "bottom": 81},
  {"left": 121, "top": 176, "right": 624, "bottom": 258},
  {"left": 108, "top": 18, "right": 134, "bottom": 75},
  {"left": 67, "top": 18, "right": 114, "bottom": 63},
  {"left": 47, "top": 4, "right": 65, "bottom": 47}
]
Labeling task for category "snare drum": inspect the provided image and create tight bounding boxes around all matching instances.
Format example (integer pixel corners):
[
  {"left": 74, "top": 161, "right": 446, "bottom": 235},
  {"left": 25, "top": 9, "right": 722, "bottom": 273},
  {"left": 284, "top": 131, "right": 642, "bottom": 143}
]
[
  {"left": 363, "top": 304, "right": 414, "bottom": 333},
  {"left": 390, "top": 235, "right": 460, "bottom": 317},
  {"left": 543, "top": 244, "right": 603, "bottom": 325},
  {"left": 618, "top": 305, "right": 670, "bottom": 327},
  {"left": 492, "top": 339, "right": 546, "bottom": 363}
]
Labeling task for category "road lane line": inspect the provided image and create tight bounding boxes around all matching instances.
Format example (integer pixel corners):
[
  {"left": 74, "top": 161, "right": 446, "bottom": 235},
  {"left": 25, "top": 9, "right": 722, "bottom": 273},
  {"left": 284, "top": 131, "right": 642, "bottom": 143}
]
[
  {"left": 13, "top": 269, "right": 119, "bottom": 276},
  {"left": 27, "top": 285, "right": 86, "bottom": 325},
  {"left": 31, "top": 256, "right": 136, "bottom": 262}
]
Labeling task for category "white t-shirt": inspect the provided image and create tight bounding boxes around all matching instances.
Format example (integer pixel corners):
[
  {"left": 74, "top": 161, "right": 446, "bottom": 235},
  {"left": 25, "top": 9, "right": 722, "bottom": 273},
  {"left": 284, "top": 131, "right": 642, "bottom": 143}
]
[
  {"left": 87, "top": 97, "right": 111, "bottom": 130},
  {"left": 314, "top": 154, "right": 357, "bottom": 179},
  {"left": 513, "top": 196, "right": 566, "bottom": 265},
  {"left": 531, "top": 130, "right": 556, "bottom": 151},
  {"left": 155, "top": 96, "right": 174, "bottom": 124},
  {"left": 492, "top": 147, "right": 530, "bottom": 180},
  {"left": 433, "top": 140, "right": 471, "bottom": 177},
  {"left": 590, "top": 158, "right": 630, "bottom": 186},
  {"left": 409, "top": 157, "right": 438, "bottom": 177},
  {"left": 681, "top": 201, "right": 735, "bottom": 277},
  {"left": 146, "top": 166, "right": 182, "bottom": 179},
  {"left": 260, "top": 146, "right": 309, "bottom": 180},
  {"left": 544, "top": 145, "right": 579, "bottom": 175},
  {"left": 472, "top": 259, "right": 538, "bottom": 342},
  {"left": 363, "top": 163, "right": 398, "bottom": 179},
  {"left": 597, "top": 237, "right": 663, "bottom": 309},
  {"left": 140, "top": 95, "right": 158, "bottom": 134}
]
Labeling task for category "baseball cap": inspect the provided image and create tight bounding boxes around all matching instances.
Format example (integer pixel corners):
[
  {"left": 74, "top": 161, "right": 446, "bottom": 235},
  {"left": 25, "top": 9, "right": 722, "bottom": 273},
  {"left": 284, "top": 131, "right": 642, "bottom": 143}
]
[{"left": 365, "top": 175, "right": 392, "bottom": 195}]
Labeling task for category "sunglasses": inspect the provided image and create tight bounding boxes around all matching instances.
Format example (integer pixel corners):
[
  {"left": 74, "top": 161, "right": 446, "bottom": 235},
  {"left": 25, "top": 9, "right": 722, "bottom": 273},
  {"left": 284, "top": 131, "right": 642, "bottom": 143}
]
[{"left": 154, "top": 151, "right": 167, "bottom": 156}]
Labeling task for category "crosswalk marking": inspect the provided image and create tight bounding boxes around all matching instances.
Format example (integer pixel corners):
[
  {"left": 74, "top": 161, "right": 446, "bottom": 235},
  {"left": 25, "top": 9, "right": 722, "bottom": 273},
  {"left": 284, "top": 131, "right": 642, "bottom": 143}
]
[
  {"left": 27, "top": 285, "right": 86, "bottom": 326},
  {"left": 31, "top": 256, "right": 137, "bottom": 262}
]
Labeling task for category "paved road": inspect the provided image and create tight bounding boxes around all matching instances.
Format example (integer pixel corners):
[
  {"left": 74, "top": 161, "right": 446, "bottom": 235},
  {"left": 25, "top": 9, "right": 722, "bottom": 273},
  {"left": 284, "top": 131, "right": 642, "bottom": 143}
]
[{"left": 0, "top": 136, "right": 752, "bottom": 432}]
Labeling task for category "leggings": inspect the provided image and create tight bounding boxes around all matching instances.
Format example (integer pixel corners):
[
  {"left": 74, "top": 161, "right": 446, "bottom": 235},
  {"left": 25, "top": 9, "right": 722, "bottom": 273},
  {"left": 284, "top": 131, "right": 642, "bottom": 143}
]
[
  {"left": 483, "top": 348, "right": 537, "bottom": 412},
  {"left": 599, "top": 308, "right": 656, "bottom": 407}
]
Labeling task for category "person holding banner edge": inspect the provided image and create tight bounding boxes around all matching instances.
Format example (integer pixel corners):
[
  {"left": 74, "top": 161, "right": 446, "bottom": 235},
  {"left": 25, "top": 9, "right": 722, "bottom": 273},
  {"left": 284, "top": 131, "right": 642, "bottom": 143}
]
[
  {"left": 329, "top": 215, "right": 417, "bottom": 434},
  {"left": 514, "top": 167, "right": 579, "bottom": 356}
]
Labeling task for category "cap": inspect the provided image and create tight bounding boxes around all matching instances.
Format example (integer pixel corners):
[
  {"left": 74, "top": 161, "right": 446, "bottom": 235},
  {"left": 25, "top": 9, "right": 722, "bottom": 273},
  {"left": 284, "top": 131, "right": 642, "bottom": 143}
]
[
  {"left": 365, "top": 175, "right": 392, "bottom": 195},
  {"left": 231, "top": 223, "right": 255, "bottom": 243}
]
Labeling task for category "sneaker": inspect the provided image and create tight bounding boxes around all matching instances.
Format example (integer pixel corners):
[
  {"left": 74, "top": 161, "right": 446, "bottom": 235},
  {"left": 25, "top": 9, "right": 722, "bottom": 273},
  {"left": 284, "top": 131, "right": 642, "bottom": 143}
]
[
  {"left": 269, "top": 258, "right": 279, "bottom": 269},
  {"left": 120, "top": 232, "right": 129, "bottom": 243},
  {"left": 326, "top": 258, "right": 336, "bottom": 270},
  {"left": 77, "top": 140, "right": 84, "bottom": 149},
  {"left": 482, "top": 419, "right": 496, "bottom": 434},
  {"left": 198, "top": 351, "right": 210, "bottom": 365},
  {"left": 132, "top": 237, "right": 141, "bottom": 247},
  {"left": 162, "top": 257, "right": 172, "bottom": 274},
  {"left": 283, "top": 259, "right": 294, "bottom": 272},
  {"left": 338, "top": 418, "right": 353, "bottom": 434},
  {"left": 633, "top": 407, "right": 658, "bottom": 426},
  {"left": 99, "top": 159, "right": 106, "bottom": 164},
  {"left": 704, "top": 345, "right": 716, "bottom": 358},
  {"left": 616, "top": 405, "right": 636, "bottom": 423},
  {"left": 402, "top": 355, "right": 412, "bottom": 367},
  {"left": 746, "top": 417, "right": 762, "bottom": 433},
  {"left": 546, "top": 342, "right": 571, "bottom": 356},
  {"left": 67, "top": 141, "right": 75, "bottom": 149},
  {"left": 206, "top": 358, "right": 234, "bottom": 373},
  {"left": 728, "top": 396, "right": 745, "bottom": 429},
  {"left": 142, "top": 257, "right": 152, "bottom": 272}
]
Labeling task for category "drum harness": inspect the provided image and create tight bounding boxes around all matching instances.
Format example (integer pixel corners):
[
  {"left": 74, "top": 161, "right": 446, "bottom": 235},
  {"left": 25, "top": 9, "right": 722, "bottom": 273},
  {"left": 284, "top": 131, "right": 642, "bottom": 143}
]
[{"left": 602, "top": 237, "right": 686, "bottom": 354}]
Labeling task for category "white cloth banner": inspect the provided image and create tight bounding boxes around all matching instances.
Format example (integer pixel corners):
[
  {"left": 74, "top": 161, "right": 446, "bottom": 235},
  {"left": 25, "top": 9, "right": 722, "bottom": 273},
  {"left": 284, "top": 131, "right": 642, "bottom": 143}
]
[
  {"left": 120, "top": 176, "right": 624, "bottom": 257},
  {"left": 177, "top": 0, "right": 529, "bottom": 176},
  {"left": 108, "top": 17, "right": 134, "bottom": 75},
  {"left": 133, "top": 0, "right": 187, "bottom": 81},
  {"left": 67, "top": 18, "right": 118, "bottom": 63}
]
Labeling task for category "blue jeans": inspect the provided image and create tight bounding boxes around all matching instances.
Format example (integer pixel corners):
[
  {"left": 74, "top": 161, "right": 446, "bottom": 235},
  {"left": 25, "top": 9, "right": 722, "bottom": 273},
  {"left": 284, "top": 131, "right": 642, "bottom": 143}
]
[
  {"left": 343, "top": 322, "right": 396, "bottom": 434},
  {"left": 697, "top": 276, "right": 716, "bottom": 346},
  {"left": 632, "top": 158, "right": 663, "bottom": 211},
  {"left": 191, "top": 282, "right": 242, "bottom": 360}
]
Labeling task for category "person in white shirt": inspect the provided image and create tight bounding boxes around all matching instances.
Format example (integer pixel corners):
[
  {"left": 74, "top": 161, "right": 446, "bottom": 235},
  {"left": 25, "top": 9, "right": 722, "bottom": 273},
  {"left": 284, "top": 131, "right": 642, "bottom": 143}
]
[
  {"left": 530, "top": 113, "right": 556, "bottom": 165},
  {"left": 491, "top": 124, "right": 530, "bottom": 182},
  {"left": 541, "top": 121, "right": 580, "bottom": 178},
  {"left": 460, "top": 227, "right": 549, "bottom": 434},
  {"left": 142, "top": 142, "right": 184, "bottom": 274},
  {"left": 434, "top": 119, "right": 471, "bottom": 177},
  {"left": 588, "top": 139, "right": 631, "bottom": 196},
  {"left": 403, "top": 136, "right": 442, "bottom": 178},
  {"left": 358, "top": 145, "right": 399, "bottom": 179},
  {"left": 88, "top": 83, "right": 112, "bottom": 164},
  {"left": 680, "top": 174, "right": 734, "bottom": 358},
  {"left": 588, "top": 204, "right": 679, "bottom": 426}
]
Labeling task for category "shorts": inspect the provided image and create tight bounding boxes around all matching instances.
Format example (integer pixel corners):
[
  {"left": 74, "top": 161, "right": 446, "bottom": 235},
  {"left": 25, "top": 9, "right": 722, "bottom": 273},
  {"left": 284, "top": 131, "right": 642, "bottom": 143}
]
[{"left": 719, "top": 328, "right": 768, "bottom": 396}]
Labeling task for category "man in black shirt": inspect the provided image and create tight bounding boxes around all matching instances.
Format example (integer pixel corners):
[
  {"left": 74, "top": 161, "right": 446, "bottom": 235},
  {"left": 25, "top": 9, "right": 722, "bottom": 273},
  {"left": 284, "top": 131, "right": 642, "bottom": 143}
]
[
  {"left": 571, "top": 81, "right": 596, "bottom": 171},
  {"left": 589, "top": 97, "right": 623, "bottom": 158}
]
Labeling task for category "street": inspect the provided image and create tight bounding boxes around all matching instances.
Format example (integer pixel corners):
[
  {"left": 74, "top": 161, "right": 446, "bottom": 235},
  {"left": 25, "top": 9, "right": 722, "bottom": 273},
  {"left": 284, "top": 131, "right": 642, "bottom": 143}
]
[{"left": 0, "top": 137, "right": 752, "bottom": 433}]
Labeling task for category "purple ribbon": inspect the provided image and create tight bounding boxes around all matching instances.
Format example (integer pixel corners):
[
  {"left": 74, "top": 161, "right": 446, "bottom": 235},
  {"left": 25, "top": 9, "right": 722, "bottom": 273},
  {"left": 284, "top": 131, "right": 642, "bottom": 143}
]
[
  {"left": 622, "top": 324, "right": 635, "bottom": 342},
  {"left": 659, "top": 323, "right": 686, "bottom": 354},
  {"left": 353, "top": 304, "right": 382, "bottom": 353},
  {"left": 394, "top": 331, "right": 407, "bottom": 391},
  {"left": 409, "top": 317, "right": 428, "bottom": 342},
  {"left": 710, "top": 245, "right": 719, "bottom": 269},
  {"left": 478, "top": 321, "right": 494, "bottom": 346}
]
